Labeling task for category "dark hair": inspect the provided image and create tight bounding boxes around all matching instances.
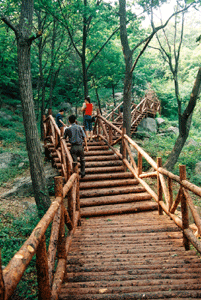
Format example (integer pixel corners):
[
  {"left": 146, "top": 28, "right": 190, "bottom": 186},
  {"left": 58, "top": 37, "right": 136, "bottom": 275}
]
[
  {"left": 59, "top": 109, "right": 64, "bottom": 112},
  {"left": 86, "top": 96, "right": 90, "bottom": 103},
  {"left": 68, "top": 115, "right": 76, "bottom": 124}
]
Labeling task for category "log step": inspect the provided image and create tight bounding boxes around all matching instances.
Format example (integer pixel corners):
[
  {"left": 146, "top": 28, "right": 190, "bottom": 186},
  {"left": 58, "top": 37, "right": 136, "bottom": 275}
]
[
  {"left": 80, "top": 185, "right": 146, "bottom": 198},
  {"left": 80, "top": 201, "right": 158, "bottom": 217},
  {"left": 85, "top": 166, "right": 124, "bottom": 174},
  {"left": 85, "top": 160, "right": 122, "bottom": 168},
  {"left": 59, "top": 212, "right": 201, "bottom": 299},
  {"left": 80, "top": 172, "right": 134, "bottom": 182},
  {"left": 80, "top": 178, "right": 139, "bottom": 189},
  {"left": 84, "top": 155, "right": 119, "bottom": 162},
  {"left": 84, "top": 150, "right": 115, "bottom": 156},
  {"left": 80, "top": 192, "right": 152, "bottom": 207}
]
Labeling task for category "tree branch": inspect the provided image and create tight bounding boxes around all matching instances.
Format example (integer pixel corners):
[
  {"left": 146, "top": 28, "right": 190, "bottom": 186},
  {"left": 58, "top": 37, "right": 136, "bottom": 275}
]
[
  {"left": 86, "top": 26, "right": 120, "bottom": 71},
  {"left": 1, "top": 15, "right": 18, "bottom": 35}
]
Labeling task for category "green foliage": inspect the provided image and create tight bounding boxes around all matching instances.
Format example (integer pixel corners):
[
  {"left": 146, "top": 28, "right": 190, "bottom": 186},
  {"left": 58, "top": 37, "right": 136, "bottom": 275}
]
[{"left": 0, "top": 208, "right": 39, "bottom": 298}]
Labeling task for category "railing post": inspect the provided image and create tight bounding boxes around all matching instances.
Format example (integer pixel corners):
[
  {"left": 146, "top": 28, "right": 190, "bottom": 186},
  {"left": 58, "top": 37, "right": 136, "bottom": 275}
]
[
  {"left": 68, "top": 165, "right": 75, "bottom": 225},
  {"left": 36, "top": 235, "right": 51, "bottom": 299},
  {"left": 97, "top": 109, "right": 101, "bottom": 138},
  {"left": 109, "top": 126, "right": 113, "bottom": 145},
  {"left": 0, "top": 251, "right": 5, "bottom": 300},
  {"left": 74, "top": 164, "right": 81, "bottom": 226},
  {"left": 168, "top": 177, "right": 173, "bottom": 212},
  {"left": 180, "top": 165, "right": 190, "bottom": 250},
  {"left": 54, "top": 177, "right": 66, "bottom": 257},
  {"left": 138, "top": 152, "right": 142, "bottom": 177},
  {"left": 121, "top": 127, "right": 127, "bottom": 171},
  {"left": 157, "top": 157, "right": 163, "bottom": 215}
]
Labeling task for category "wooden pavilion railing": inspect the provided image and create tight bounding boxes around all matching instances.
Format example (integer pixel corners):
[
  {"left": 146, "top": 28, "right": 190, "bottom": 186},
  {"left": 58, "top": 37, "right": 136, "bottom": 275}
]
[
  {"left": 93, "top": 110, "right": 201, "bottom": 252},
  {"left": 0, "top": 114, "right": 81, "bottom": 300}
]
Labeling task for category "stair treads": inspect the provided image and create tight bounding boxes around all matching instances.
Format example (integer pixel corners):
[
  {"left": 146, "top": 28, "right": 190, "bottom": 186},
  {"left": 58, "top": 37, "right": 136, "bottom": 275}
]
[
  {"left": 80, "top": 172, "right": 134, "bottom": 182},
  {"left": 85, "top": 166, "right": 124, "bottom": 174},
  {"left": 85, "top": 160, "right": 122, "bottom": 168},
  {"left": 80, "top": 178, "right": 139, "bottom": 189},
  {"left": 84, "top": 155, "right": 119, "bottom": 162},
  {"left": 80, "top": 192, "right": 152, "bottom": 207},
  {"left": 80, "top": 201, "right": 158, "bottom": 217},
  {"left": 80, "top": 185, "right": 146, "bottom": 198},
  {"left": 84, "top": 150, "right": 114, "bottom": 156}
]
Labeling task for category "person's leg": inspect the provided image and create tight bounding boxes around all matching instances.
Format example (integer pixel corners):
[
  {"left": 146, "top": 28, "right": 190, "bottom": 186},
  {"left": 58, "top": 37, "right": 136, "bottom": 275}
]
[
  {"left": 86, "top": 131, "right": 90, "bottom": 140},
  {"left": 77, "top": 145, "right": 85, "bottom": 177},
  {"left": 89, "top": 117, "right": 93, "bottom": 141},
  {"left": 70, "top": 145, "right": 78, "bottom": 168},
  {"left": 84, "top": 116, "right": 89, "bottom": 140}
]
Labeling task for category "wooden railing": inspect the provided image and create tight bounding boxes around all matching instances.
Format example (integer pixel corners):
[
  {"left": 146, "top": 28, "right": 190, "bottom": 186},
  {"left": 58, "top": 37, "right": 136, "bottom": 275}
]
[
  {"left": 131, "top": 97, "right": 160, "bottom": 129},
  {"left": 104, "top": 96, "right": 160, "bottom": 133},
  {"left": 0, "top": 114, "right": 80, "bottom": 299},
  {"left": 1, "top": 110, "right": 201, "bottom": 298},
  {"left": 94, "top": 111, "right": 201, "bottom": 253}
]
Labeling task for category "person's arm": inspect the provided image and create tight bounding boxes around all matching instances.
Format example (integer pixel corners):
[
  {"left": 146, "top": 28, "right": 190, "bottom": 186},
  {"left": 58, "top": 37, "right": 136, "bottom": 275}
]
[
  {"left": 81, "top": 102, "right": 86, "bottom": 112},
  {"left": 60, "top": 120, "right": 66, "bottom": 127}
]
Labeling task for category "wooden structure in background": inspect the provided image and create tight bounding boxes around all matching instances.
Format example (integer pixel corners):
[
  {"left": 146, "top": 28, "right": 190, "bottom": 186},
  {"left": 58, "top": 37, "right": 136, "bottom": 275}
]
[
  {"left": 1, "top": 110, "right": 201, "bottom": 299},
  {"left": 105, "top": 90, "right": 160, "bottom": 134}
]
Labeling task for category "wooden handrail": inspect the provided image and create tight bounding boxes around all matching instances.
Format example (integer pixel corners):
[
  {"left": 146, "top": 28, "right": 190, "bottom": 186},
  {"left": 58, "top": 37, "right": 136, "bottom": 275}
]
[{"left": 96, "top": 114, "right": 201, "bottom": 254}]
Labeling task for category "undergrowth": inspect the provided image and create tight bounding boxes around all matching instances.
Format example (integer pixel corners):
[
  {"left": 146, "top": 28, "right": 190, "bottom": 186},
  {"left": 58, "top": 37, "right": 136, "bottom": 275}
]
[
  {"left": 0, "top": 209, "right": 40, "bottom": 299},
  {"left": 0, "top": 207, "right": 53, "bottom": 299}
]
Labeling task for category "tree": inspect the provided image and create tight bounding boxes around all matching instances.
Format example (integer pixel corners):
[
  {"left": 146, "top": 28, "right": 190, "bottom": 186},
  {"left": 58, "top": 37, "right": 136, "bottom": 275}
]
[
  {"left": 149, "top": 1, "right": 201, "bottom": 170},
  {"left": 118, "top": 0, "right": 194, "bottom": 136},
  {"left": 1, "top": 0, "right": 51, "bottom": 216},
  {"left": 41, "top": 0, "right": 120, "bottom": 98}
]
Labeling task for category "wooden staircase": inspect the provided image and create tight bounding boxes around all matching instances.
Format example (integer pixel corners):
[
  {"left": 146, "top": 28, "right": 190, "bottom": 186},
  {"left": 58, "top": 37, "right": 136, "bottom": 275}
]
[
  {"left": 77, "top": 139, "right": 157, "bottom": 217},
  {"left": 59, "top": 211, "right": 201, "bottom": 299}
]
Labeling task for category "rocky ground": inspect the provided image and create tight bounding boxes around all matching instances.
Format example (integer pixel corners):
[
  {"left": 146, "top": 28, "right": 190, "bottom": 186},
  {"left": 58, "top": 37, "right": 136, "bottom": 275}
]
[{"left": 0, "top": 162, "right": 58, "bottom": 218}]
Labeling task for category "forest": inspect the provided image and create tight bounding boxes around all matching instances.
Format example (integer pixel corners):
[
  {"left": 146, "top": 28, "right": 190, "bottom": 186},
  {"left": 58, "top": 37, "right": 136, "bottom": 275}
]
[{"left": 1, "top": 0, "right": 201, "bottom": 297}]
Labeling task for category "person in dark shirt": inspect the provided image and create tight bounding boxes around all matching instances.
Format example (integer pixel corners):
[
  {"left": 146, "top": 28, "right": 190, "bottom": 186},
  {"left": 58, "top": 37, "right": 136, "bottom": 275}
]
[
  {"left": 56, "top": 109, "right": 66, "bottom": 134},
  {"left": 63, "top": 115, "right": 88, "bottom": 178}
]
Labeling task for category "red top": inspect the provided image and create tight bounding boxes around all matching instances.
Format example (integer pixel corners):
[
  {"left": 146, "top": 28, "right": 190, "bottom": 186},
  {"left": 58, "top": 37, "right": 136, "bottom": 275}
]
[{"left": 85, "top": 103, "right": 93, "bottom": 116}]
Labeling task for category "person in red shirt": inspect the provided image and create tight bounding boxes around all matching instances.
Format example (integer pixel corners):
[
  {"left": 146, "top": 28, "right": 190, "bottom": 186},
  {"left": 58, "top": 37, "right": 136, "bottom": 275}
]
[{"left": 81, "top": 96, "right": 93, "bottom": 141}]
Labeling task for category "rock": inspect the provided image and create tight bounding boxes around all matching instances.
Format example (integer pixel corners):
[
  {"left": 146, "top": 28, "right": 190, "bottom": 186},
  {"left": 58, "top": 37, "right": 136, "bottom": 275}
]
[
  {"left": 156, "top": 117, "right": 165, "bottom": 126},
  {"left": 0, "top": 152, "right": 22, "bottom": 169},
  {"left": 18, "top": 162, "right": 25, "bottom": 168},
  {"left": 0, "top": 111, "right": 12, "bottom": 120},
  {"left": 114, "top": 92, "right": 123, "bottom": 100},
  {"left": 138, "top": 117, "right": 157, "bottom": 133},
  {"left": 0, "top": 162, "right": 59, "bottom": 198},
  {"left": 195, "top": 162, "right": 201, "bottom": 175},
  {"left": 167, "top": 126, "right": 179, "bottom": 135},
  {"left": 186, "top": 138, "right": 198, "bottom": 147}
]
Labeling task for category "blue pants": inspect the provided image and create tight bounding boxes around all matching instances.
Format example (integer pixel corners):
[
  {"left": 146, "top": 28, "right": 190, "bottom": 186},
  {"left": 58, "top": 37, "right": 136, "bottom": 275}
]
[{"left": 84, "top": 115, "right": 92, "bottom": 131}]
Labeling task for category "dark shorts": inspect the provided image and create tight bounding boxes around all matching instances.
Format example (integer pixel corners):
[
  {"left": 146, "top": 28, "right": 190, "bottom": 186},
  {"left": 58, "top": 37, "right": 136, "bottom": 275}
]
[{"left": 84, "top": 115, "right": 92, "bottom": 131}]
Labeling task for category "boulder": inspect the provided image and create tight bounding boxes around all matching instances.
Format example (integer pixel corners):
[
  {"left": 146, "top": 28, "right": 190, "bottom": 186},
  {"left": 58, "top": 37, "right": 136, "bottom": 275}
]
[
  {"left": 156, "top": 117, "right": 165, "bottom": 126},
  {"left": 0, "top": 111, "right": 12, "bottom": 120},
  {"left": 186, "top": 138, "right": 198, "bottom": 147},
  {"left": 0, "top": 162, "right": 59, "bottom": 198},
  {"left": 138, "top": 117, "right": 157, "bottom": 133},
  {"left": 0, "top": 152, "right": 22, "bottom": 169},
  {"left": 167, "top": 126, "right": 179, "bottom": 135},
  {"left": 114, "top": 92, "right": 123, "bottom": 101}
]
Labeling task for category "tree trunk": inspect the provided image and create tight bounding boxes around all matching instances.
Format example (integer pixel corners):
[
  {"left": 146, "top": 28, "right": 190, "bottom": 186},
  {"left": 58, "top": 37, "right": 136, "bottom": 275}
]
[
  {"left": 164, "top": 67, "right": 201, "bottom": 170},
  {"left": 16, "top": 0, "right": 51, "bottom": 216},
  {"left": 119, "top": 0, "right": 132, "bottom": 136},
  {"left": 49, "top": 18, "right": 56, "bottom": 109}
]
